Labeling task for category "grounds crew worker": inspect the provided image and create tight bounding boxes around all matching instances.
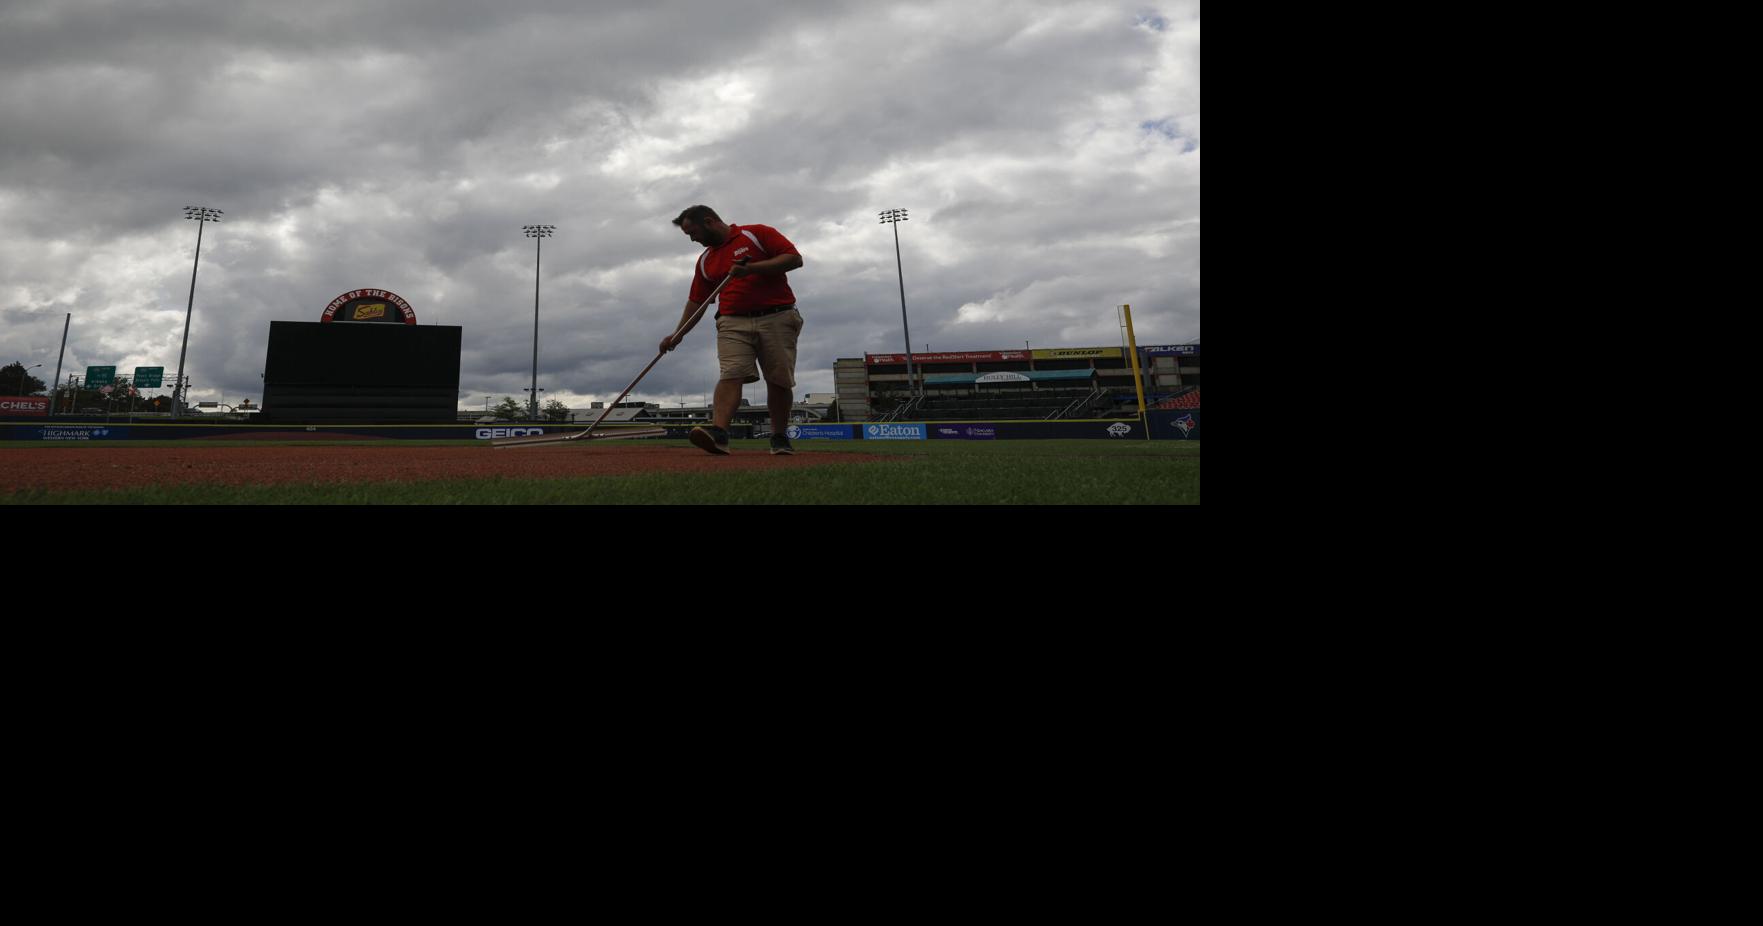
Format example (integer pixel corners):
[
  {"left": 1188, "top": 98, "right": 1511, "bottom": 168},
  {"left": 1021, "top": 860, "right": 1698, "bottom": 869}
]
[{"left": 661, "top": 205, "right": 805, "bottom": 456}]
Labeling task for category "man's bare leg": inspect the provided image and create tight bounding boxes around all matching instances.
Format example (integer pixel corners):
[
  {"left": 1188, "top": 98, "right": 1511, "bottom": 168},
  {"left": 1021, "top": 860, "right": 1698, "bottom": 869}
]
[
  {"left": 713, "top": 379, "right": 742, "bottom": 430},
  {"left": 767, "top": 382, "right": 792, "bottom": 435}
]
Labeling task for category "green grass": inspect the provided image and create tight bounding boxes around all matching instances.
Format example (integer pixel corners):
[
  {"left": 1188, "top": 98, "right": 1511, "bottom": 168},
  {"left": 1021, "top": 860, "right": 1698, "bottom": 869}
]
[{"left": 2, "top": 439, "right": 1198, "bottom": 505}]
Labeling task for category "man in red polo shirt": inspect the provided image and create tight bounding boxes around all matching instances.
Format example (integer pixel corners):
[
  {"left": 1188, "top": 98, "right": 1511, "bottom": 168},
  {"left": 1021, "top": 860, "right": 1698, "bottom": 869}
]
[{"left": 661, "top": 204, "right": 806, "bottom": 456}]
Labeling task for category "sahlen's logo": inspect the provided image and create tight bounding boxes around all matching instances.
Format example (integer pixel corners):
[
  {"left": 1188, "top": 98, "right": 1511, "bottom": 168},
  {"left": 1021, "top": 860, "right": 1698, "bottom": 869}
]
[{"left": 1106, "top": 423, "right": 1132, "bottom": 437}]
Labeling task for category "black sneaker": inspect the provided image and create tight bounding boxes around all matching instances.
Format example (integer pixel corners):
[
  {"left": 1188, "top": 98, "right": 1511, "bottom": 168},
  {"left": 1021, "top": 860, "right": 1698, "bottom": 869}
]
[
  {"left": 690, "top": 425, "right": 731, "bottom": 455},
  {"left": 769, "top": 434, "right": 795, "bottom": 455}
]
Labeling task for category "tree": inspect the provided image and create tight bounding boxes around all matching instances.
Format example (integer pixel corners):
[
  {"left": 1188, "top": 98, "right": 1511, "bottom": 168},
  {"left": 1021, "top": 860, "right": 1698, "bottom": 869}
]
[
  {"left": 2, "top": 362, "right": 46, "bottom": 396},
  {"left": 543, "top": 398, "right": 572, "bottom": 422},
  {"left": 104, "top": 376, "right": 142, "bottom": 413},
  {"left": 492, "top": 396, "right": 525, "bottom": 419}
]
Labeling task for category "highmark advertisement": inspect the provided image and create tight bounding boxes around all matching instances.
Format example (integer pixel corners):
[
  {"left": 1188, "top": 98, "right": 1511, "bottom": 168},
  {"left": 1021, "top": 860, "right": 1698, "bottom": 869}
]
[
  {"left": 864, "top": 423, "right": 926, "bottom": 440},
  {"left": 38, "top": 426, "right": 125, "bottom": 441}
]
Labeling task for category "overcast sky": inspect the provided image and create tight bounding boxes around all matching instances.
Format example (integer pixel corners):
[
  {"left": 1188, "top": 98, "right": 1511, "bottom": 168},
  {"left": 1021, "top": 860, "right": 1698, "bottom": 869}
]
[{"left": 0, "top": 0, "right": 1199, "bottom": 411}]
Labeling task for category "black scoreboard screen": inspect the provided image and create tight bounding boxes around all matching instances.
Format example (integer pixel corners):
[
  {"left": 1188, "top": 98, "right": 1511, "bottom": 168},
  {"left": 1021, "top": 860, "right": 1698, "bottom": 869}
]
[
  {"left": 264, "top": 322, "right": 460, "bottom": 388},
  {"left": 260, "top": 321, "right": 461, "bottom": 421}
]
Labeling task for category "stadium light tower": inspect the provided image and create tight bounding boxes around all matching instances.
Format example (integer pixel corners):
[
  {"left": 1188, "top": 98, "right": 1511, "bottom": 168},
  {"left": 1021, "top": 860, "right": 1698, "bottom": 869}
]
[
  {"left": 879, "top": 209, "right": 918, "bottom": 399},
  {"left": 174, "top": 207, "right": 221, "bottom": 419},
  {"left": 523, "top": 225, "right": 555, "bottom": 420}
]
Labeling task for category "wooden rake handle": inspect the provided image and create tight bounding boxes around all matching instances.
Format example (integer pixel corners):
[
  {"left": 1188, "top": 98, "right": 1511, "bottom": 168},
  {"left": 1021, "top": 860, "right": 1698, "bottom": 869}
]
[{"left": 568, "top": 270, "right": 738, "bottom": 440}]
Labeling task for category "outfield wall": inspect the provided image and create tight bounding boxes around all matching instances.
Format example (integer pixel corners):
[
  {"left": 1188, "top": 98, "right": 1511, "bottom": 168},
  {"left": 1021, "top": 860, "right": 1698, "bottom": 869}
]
[
  {"left": 0, "top": 419, "right": 722, "bottom": 442},
  {"left": 865, "top": 416, "right": 1200, "bottom": 440},
  {"left": 3, "top": 414, "right": 1199, "bottom": 442}
]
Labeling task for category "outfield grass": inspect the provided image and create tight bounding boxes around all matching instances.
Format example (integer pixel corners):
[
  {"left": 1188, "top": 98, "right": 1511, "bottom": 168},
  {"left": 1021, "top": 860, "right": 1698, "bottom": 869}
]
[{"left": 2, "top": 439, "right": 1198, "bottom": 505}]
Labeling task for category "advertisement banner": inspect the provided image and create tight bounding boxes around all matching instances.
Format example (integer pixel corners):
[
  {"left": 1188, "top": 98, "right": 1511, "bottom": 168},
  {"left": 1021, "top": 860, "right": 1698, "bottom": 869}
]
[
  {"left": 1032, "top": 347, "right": 1121, "bottom": 360},
  {"left": 38, "top": 426, "right": 126, "bottom": 441},
  {"left": 1144, "top": 344, "right": 1200, "bottom": 356},
  {"left": 863, "top": 422, "right": 927, "bottom": 440},
  {"left": 866, "top": 350, "right": 1031, "bottom": 365},
  {"left": 473, "top": 426, "right": 549, "bottom": 441},
  {"left": 1, "top": 396, "right": 50, "bottom": 417},
  {"left": 787, "top": 424, "right": 853, "bottom": 440},
  {"left": 947, "top": 421, "right": 1144, "bottom": 439},
  {"left": 932, "top": 425, "right": 997, "bottom": 440}
]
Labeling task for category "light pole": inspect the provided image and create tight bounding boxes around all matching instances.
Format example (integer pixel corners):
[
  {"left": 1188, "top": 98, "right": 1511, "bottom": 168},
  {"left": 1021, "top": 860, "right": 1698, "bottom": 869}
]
[
  {"left": 522, "top": 225, "right": 555, "bottom": 420},
  {"left": 879, "top": 209, "right": 918, "bottom": 400},
  {"left": 51, "top": 313, "right": 69, "bottom": 418},
  {"left": 175, "top": 206, "right": 221, "bottom": 420},
  {"left": 9, "top": 362, "right": 41, "bottom": 396}
]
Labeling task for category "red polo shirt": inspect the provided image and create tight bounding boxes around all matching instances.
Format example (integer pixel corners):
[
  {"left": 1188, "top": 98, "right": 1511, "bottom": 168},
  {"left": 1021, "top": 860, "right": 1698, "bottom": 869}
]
[{"left": 688, "top": 223, "right": 800, "bottom": 315}]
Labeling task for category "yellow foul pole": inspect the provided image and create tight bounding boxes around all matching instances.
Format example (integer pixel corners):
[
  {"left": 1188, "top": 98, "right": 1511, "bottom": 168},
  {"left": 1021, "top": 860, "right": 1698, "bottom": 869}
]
[{"left": 1122, "top": 304, "right": 1149, "bottom": 440}]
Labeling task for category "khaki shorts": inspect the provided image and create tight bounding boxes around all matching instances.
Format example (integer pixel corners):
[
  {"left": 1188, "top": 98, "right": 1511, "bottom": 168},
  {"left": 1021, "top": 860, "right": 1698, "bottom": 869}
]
[{"left": 716, "top": 306, "right": 804, "bottom": 387}]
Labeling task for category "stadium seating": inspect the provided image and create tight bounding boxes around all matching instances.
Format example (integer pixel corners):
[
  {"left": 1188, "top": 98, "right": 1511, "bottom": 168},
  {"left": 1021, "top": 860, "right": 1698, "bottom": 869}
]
[
  {"left": 909, "top": 387, "right": 1099, "bottom": 420},
  {"left": 1151, "top": 387, "right": 1201, "bottom": 410}
]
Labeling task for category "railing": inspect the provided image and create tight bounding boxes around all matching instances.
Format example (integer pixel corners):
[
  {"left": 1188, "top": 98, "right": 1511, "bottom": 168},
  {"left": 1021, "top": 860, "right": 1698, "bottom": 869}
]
[
  {"left": 1048, "top": 386, "right": 1104, "bottom": 419},
  {"left": 880, "top": 395, "right": 926, "bottom": 422}
]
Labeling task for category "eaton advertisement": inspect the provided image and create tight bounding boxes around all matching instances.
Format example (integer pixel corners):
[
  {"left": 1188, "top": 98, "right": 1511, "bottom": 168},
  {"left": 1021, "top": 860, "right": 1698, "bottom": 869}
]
[
  {"left": 787, "top": 425, "right": 853, "bottom": 440},
  {"left": 864, "top": 422, "right": 926, "bottom": 440}
]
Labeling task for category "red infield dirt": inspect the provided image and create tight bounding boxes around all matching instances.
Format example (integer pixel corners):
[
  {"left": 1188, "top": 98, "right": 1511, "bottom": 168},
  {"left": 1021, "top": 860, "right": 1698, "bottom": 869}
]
[{"left": 1, "top": 443, "right": 891, "bottom": 493}]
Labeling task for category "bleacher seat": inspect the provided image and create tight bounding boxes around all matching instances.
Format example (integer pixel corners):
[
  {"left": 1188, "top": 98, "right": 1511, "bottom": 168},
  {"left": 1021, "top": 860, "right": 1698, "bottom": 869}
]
[{"left": 1150, "top": 387, "right": 1200, "bottom": 410}]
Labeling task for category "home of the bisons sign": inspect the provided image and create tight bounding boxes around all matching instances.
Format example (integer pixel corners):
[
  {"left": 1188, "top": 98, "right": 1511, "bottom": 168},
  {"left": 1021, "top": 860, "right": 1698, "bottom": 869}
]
[{"left": 322, "top": 289, "right": 417, "bottom": 324}]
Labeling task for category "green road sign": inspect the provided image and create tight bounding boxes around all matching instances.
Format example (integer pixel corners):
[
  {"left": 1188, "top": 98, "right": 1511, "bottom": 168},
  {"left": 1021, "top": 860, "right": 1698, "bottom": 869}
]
[
  {"left": 85, "top": 366, "right": 116, "bottom": 386},
  {"left": 133, "top": 367, "right": 165, "bottom": 388}
]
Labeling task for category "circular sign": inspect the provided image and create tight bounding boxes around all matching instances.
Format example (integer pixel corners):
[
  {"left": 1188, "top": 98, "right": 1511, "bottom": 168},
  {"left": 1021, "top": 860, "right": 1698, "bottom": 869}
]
[{"left": 322, "top": 289, "right": 417, "bottom": 324}]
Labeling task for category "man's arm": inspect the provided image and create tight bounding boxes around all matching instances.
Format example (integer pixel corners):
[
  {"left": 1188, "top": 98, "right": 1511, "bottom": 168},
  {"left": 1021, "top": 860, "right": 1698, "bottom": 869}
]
[
  {"left": 660, "top": 299, "right": 704, "bottom": 353},
  {"left": 729, "top": 253, "right": 803, "bottom": 278}
]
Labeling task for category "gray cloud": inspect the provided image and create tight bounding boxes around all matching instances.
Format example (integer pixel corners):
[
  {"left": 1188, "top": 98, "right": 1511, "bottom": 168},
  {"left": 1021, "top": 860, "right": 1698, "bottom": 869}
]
[{"left": 1, "top": 0, "right": 1199, "bottom": 408}]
